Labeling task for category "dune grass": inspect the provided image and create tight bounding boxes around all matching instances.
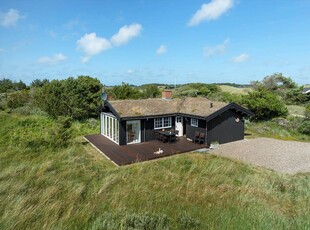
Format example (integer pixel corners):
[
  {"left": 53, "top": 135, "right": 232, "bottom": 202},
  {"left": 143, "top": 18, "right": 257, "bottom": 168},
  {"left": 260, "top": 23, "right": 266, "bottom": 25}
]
[
  {"left": 219, "top": 85, "right": 252, "bottom": 95},
  {"left": 245, "top": 120, "right": 310, "bottom": 142},
  {"left": 1, "top": 113, "right": 310, "bottom": 229},
  {"left": 287, "top": 105, "right": 306, "bottom": 117}
]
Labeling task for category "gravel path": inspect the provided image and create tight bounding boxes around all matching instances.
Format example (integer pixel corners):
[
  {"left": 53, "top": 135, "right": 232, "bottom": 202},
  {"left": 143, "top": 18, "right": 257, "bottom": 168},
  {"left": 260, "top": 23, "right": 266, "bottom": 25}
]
[{"left": 211, "top": 138, "right": 310, "bottom": 174}]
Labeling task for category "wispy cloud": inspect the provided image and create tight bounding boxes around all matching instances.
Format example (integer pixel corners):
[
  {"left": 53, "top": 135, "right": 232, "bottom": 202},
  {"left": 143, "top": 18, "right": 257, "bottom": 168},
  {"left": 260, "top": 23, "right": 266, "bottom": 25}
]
[
  {"left": 127, "top": 69, "right": 134, "bottom": 74},
  {"left": 77, "top": 23, "right": 142, "bottom": 63},
  {"left": 76, "top": 33, "right": 112, "bottom": 63},
  {"left": 203, "top": 39, "right": 229, "bottom": 58},
  {"left": 0, "top": 48, "right": 5, "bottom": 52},
  {"left": 111, "top": 23, "right": 142, "bottom": 46},
  {"left": 157, "top": 45, "right": 167, "bottom": 55},
  {"left": 0, "top": 9, "right": 22, "bottom": 27},
  {"left": 188, "top": 0, "right": 234, "bottom": 26},
  {"left": 232, "top": 53, "right": 249, "bottom": 63},
  {"left": 37, "top": 53, "right": 67, "bottom": 65}
]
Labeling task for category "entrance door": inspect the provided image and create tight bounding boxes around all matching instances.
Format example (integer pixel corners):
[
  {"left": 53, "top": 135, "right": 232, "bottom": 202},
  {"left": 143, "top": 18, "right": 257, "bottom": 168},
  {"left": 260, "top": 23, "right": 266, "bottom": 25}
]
[
  {"left": 175, "top": 116, "right": 183, "bottom": 136},
  {"left": 126, "top": 120, "right": 141, "bottom": 144}
]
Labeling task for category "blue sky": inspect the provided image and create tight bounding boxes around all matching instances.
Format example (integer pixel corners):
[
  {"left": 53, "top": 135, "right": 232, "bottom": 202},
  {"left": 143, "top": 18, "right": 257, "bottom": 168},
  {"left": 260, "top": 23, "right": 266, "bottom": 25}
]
[{"left": 0, "top": 0, "right": 310, "bottom": 86}]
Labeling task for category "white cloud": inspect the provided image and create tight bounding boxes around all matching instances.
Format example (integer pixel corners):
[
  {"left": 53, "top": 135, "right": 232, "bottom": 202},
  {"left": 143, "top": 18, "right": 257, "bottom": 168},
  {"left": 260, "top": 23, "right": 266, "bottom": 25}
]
[
  {"left": 37, "top": 53, "right": 67, "bottom": 65},
  {"left": 232, "top": 53, "right": 249, "bottom": 63},
  {"left": 76, "top": 23, "right": 142, "bottom": 63},
  {"left": 0, "top": 48, "right": 5, "bottom": 52},
  {"left": 111, "top": 23, "right": 142, "bottom": 46},
  {"left": 157, "top": 45, "right": 167, "bottom": 54},
  {"left": 188, "top": 0, "right": 234, "bottom": 26},
  {"left": 0, "top": 9, "right": 22, "bottom": 27},
  {"left": 76, "top": 33, "right": 112, "bottom": 63},
  {"left": 203, "top": 39, "right": 229, "bottom": 58},
  {"left": 127, "top": 69, "right": 134, "bottom": 74}
]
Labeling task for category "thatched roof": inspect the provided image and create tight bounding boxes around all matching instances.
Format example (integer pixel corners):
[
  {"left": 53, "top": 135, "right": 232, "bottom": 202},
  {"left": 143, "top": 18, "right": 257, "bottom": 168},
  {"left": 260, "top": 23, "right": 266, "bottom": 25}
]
[{"left": 108, "top": 97, "right": 228, "bottom": 118}]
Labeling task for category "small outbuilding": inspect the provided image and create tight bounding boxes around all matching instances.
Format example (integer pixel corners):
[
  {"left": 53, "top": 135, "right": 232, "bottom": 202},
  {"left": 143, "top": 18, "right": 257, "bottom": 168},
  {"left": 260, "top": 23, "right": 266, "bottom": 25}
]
[{"left": 99, "top": 91, "right": 254, "bottom": 146}]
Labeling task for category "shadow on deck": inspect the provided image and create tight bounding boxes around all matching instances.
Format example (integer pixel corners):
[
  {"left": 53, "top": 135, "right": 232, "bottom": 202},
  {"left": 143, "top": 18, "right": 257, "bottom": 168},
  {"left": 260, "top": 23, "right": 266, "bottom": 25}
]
[{"left": 84, "top": 134, "right": 207, "bottom": 166}]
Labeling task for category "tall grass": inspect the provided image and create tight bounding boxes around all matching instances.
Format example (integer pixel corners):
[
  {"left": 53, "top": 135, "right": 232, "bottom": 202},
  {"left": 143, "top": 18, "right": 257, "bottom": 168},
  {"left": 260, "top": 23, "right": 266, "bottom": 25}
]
[
  {"left": 1, "top": 113, "right": 310, "bottom": 229},
  {"left": 219, "top": 85, "right": 252, "bottom": 95},
  {"left": 245, "top": 119, "right": 310, "bottom": 142}
]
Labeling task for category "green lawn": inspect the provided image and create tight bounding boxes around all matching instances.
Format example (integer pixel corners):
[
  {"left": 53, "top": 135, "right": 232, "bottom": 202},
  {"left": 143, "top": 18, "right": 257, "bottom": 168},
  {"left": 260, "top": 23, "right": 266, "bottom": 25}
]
[{"left": 1, "top": 113, "right": 310, "bottom": 229}]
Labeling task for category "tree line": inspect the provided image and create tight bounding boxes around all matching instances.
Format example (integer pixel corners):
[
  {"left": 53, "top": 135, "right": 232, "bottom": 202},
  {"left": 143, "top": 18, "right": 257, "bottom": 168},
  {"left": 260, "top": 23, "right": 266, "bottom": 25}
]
[{"left": 0, "top": 74, "right": 309, "bottom": 125}]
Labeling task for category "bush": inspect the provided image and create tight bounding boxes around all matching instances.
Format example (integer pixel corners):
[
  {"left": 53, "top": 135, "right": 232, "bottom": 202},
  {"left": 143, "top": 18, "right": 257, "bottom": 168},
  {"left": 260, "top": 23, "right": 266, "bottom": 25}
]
[
  {"left": 123, "top": 212, "right": 170, "bottom": 230},
  {"left": 90, "top": 211, "right": 171, "bottom": 230},
  {"left": 34, "top": 76, "right": 102, "bottom": 120},
  {"left": 179, "top": 212, "right": 201, "bottom": 230},
  {"left": 305, "top": 105, "right": 310, "bottom": 119},
  {"left": 6, "top": 90, "right": 30, "bottom": 109},
  {"left": 298, "top": 120, "right": 310, "bottom": 135},
  {"left": 50, "top": 116, "right": 73, "bottom": 148},
  {"left": 12, "top": 106, "right": 48, "bottom": 116},
  {"left": 242, "top": 89, "right": 288, "bottom": 120},
  {"left": 0, "top": 93, "right": 7, "bottom": 110}
]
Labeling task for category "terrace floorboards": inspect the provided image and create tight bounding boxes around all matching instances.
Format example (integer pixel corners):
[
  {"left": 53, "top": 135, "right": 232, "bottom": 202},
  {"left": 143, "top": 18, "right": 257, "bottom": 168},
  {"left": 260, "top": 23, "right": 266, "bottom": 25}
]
[{"left": 84, "top": 134, "right": 207, "bottom": 166}]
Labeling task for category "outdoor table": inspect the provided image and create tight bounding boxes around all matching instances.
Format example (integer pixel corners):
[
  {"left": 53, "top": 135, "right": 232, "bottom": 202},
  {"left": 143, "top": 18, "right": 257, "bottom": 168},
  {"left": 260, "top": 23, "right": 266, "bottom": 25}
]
[{"left": 158, "top": 131, "right": 176, "bottom": 143}]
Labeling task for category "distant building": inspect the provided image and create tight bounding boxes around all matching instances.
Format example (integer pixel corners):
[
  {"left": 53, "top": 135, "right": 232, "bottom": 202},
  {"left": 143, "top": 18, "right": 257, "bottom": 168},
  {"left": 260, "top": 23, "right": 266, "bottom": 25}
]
[{"left": 302, "top": 87, "right": 310, "bottom": 95}]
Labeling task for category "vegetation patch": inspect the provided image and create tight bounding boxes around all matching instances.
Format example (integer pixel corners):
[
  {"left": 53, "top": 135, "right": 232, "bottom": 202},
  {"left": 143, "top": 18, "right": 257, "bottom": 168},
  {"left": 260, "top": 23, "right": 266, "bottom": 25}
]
[{"left": 1, "top": 113, "right": 310, "bottom": 229}]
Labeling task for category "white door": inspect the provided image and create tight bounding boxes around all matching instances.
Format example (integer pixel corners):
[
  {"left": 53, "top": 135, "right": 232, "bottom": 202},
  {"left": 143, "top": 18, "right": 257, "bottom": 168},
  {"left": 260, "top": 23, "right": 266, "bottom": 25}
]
[
  {"left": 175, "top": 116, "right": 183, "bottom": 136},
  {"left": 126, "top": 120, "right": 141, "bottom": 144}
]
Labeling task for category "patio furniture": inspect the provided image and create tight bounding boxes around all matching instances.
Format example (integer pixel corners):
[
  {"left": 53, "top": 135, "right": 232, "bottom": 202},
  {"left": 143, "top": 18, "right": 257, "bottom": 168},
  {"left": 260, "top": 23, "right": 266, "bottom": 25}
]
[
  {"left": 158, "top": 131, "right": 176, "bottom": 143},
  {"left": 193, "top": 131, "right": 200, "bottom": 144},
  {"left": 197, "top": 132, "right": 205, "bottom": 144},
  {"left": 193, "top": 132, "right": 205, "bottom": 144}
]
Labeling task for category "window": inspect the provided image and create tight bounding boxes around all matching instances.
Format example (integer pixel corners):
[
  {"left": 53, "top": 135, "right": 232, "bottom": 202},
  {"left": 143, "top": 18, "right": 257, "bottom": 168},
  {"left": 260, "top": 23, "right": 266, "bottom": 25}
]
[
  {"left": 191, "top": 118, "right": 198, "bottom": 127},
  {"left": 101, "top": 113, "right": 119, "bottom": 144},
  {"left": 154, "top": 117, "right": 172, "bottom": 129}
]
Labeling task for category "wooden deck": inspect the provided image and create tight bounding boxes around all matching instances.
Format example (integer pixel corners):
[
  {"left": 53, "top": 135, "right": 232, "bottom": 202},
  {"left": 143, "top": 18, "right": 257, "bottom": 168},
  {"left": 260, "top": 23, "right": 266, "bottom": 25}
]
[{"left": 84, "top": 134, "right": 207, "bottom": 166}]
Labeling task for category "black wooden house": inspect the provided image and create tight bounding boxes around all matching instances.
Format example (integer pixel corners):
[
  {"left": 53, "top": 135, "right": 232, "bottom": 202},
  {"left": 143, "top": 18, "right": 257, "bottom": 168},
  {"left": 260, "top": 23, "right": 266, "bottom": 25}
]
[{"left": 100, "top": 93, "right": 253, "bottom": 146}]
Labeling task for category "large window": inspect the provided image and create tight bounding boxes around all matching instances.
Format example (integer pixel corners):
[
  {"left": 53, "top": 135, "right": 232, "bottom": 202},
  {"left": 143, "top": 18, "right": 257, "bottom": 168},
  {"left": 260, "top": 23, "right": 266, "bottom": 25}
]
[
  {"left": 101, "top": 113, "right": 119, "bottom": 144},
  {"left": 191, "top": 118, "right": 198, "bottom": 127},
  {"left": 154, "top": 117, "right": 172, "bottom": 129}
]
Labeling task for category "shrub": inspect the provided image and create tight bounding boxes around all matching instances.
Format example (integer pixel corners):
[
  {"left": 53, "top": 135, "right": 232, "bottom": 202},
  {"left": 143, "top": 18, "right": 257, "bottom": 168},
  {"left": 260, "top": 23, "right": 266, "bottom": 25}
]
[
  {"left": 50, "top": 116, "right": 73, "bottom": 148},
  {"left": 90, "top": 211, "right": 171, "bottom": 230},
  {"left": 305, "top": 105, "right": 310, "bottom": 119},
  {"left": 11, "top": 106, "right": 48, "bottom": 116},
  {"left": 0, "top": 93, "right": 7, "bottom": 110},
  {"left": 298, "top": 120, "right": 310, "bottom": 135},
  {"left": 179, "top": 212, "right": 201, "bottom": 230},
  {"left": 6, "top": 90, "right": 30, "bottom": 109},
  {"left": 242, "top": 89, "right": 288, "bottom": 120},
  {"left": 34, "top": 76, "right": 102, "bottom": 120}
]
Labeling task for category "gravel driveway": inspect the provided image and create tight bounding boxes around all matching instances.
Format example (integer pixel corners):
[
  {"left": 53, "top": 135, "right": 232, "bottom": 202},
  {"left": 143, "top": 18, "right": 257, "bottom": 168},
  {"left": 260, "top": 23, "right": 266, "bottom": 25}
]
[{"left": 211, "top": 138, "right": 310, "bottom": 174}]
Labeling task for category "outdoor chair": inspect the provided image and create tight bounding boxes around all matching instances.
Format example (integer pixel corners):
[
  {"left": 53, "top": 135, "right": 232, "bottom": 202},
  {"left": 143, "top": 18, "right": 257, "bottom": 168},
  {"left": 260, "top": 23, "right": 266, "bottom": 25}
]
[
  {"left": 193, "top": 131, "right": 200, "bottom": 144},
  {"left": 155, "top": 131, "right": 163, "bottom": 142},
  {"left": 198, "top": 132, "right": 205, "bottom": 144}
]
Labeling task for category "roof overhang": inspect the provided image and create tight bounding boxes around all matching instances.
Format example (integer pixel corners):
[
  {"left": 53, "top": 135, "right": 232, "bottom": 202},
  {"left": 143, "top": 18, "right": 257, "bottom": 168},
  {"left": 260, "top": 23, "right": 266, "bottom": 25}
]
[{"left": 205, "top": 102, "right": 254, "bottom": 122}]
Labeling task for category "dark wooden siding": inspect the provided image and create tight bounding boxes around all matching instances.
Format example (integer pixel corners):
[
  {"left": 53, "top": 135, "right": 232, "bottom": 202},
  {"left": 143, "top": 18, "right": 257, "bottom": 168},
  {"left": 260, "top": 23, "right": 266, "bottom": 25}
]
[
  {"left": 119, "top": 120, "right": 127, "bottom": 145},
  {"left": 206, "top": 109, "right": 244, "bottom": 145},
  {"left": 145, "top": 118, "right": 155, "bottom": 141},
  {"left": 185, "top": 117, "right": 207, "bottom": 141},
  {"left": 144, "top": 116, "right": 176, "bottom": 142},
  {"left": 120, "top": 116, "right": 176, "bottom": 145}
]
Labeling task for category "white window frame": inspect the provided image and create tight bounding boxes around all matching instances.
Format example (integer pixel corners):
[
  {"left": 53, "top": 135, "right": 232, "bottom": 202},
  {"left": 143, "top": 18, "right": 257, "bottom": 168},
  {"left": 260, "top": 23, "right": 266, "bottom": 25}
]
[
  {"left": 154, "top": 117, "right": 172, "bottom": 129},
  {"left": 101, "top": 112, "right": 119, "bottom": 144},
  {"left": 191, "top": 118, "right": 198, "bottom": 127}
]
